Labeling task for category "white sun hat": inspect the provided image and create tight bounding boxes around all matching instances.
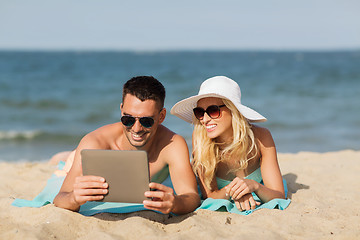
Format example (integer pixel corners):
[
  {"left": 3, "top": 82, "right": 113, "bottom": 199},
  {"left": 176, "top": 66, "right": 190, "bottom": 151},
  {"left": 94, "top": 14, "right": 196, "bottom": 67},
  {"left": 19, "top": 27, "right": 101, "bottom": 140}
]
[{"left": 170, "top": 76, "right": 267, "bottom": 123}]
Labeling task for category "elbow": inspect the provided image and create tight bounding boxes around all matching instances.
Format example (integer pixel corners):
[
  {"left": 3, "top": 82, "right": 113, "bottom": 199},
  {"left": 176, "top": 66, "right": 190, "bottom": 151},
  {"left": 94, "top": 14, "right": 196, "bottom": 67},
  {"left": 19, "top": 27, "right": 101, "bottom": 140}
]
[
  {"left": 276, "top": 190, "right": 286, "bottom": 200},
  {"left": 195, "top": 194, "right": 201, "bottom": 207},
  {"left": 53, "top": 194, "right": 60, "bottom": 207},
  {"left": 189, "top": 192, "right": 201, "bottom": 210},
  {"left": 53, "top": 192, "right": 80, "bottom": 212}
]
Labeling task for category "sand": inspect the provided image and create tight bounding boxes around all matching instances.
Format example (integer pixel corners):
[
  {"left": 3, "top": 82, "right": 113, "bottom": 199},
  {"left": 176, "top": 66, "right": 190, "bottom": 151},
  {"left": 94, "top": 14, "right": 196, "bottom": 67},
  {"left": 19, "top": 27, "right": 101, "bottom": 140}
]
[{"left": 1, "top": 150, "right": 359, "bottom": 239}]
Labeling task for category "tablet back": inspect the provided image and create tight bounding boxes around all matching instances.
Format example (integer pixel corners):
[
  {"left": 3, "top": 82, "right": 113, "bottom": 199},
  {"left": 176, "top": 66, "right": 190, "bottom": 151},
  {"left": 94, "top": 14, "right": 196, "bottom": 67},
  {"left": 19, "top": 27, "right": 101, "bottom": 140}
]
[{"left": 81, "top": 149, "right": 150, "bottom": 203}]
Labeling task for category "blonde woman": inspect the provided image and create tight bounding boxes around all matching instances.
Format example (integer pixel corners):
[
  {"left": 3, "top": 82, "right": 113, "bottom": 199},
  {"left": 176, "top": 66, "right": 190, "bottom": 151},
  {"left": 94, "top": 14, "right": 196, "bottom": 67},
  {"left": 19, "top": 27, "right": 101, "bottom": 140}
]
[{"left": 171, "top": 76, "right": 289, "bottom": 212}]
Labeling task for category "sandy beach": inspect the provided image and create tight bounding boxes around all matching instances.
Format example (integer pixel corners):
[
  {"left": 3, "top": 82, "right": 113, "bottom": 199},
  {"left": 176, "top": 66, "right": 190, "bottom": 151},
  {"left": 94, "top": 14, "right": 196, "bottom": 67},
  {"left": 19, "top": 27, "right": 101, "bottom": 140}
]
[{"left": 1, "top": 150, "right": 359, "bottom": 239}]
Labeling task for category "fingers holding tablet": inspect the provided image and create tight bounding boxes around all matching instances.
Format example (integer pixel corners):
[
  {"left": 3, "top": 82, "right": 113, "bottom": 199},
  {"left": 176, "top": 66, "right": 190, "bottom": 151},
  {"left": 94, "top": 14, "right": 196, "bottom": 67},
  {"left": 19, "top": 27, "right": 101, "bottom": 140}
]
[
  {"left": 143, "top": 183, "right": 175, "bottom": 214},
  {"left": 72, "top": 175, "right": 109, "bottom": 205}
]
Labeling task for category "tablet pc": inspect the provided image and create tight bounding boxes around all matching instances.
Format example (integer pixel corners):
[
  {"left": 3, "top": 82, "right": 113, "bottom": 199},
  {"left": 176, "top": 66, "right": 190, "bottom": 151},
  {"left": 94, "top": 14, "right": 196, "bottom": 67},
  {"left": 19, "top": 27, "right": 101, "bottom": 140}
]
[{"left": 81, "top": 149, "right": 150, "bottom": 203}]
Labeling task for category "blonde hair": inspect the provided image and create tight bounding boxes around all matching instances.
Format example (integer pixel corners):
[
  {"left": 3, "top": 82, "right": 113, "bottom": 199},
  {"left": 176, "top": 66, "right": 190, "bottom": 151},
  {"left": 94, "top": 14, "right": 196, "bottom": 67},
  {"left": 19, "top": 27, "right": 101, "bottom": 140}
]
[{"left": 192, "top": 99, "right": 258, "bottom": 190}]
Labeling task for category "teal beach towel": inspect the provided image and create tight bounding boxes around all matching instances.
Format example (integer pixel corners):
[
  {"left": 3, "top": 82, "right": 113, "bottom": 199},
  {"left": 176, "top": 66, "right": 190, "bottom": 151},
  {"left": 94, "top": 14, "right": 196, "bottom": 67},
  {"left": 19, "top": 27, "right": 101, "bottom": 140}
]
[
  {"left": 12, "top": 161, "right": 290, "bottom": 216},
  {"left": 12, "top": 161, "right": 172, "bottom": 216},
  {"left": 195, "top": 168, "right": 291, "bottom": 214},
  {"left": 196, "top": 178, "right": 291, "bottom": 215}
]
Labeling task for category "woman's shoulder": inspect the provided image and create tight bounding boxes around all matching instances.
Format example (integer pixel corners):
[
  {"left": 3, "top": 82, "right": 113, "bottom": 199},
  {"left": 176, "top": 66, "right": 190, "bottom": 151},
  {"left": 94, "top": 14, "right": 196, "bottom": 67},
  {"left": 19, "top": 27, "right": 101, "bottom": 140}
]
[
  {"left": 251, "top": 124, "right": 275, "bottom": 147},
  {"left": 251, "top": 124, "right": 272, "bottom": 138}
]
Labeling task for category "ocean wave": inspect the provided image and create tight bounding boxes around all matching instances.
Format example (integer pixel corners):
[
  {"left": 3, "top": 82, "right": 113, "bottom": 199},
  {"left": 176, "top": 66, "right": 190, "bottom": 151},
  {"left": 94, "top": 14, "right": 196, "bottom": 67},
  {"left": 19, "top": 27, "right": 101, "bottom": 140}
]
[
  {"left": 0, "top": 130, "right": 42, "bottom": 140},
  {"left": 0, "top": 99, "right": 68, "bottom": 110},
  {"left": 0, "top": 130, "right": 82, "bottom": 143},
  {"left": 0, "top": 157, "right": 49, "bottom": 163}
]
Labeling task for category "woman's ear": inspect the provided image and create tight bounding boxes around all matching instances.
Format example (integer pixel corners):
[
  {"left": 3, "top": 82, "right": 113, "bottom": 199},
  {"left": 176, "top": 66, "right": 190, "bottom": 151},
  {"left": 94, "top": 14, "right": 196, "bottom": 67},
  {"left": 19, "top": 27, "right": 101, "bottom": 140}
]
[{"left": 158, "top": 108, "right": 166, "bottom": 124}]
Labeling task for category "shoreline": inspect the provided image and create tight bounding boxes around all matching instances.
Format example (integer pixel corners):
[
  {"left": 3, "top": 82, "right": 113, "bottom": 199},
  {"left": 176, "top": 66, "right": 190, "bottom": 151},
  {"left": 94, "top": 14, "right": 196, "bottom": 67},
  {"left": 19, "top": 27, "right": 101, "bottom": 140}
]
[{"left": 1, "top": 150, "right": 359, "bottom": 239}]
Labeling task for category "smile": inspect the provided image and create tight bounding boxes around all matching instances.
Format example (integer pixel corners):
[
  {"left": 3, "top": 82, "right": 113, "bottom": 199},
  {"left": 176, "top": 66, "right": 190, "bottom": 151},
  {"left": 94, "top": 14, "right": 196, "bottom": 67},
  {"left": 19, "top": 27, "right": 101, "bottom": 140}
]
[
  {"left": 205, "top": 124, "right": 216, "bottom": 131},
  {"left": 131, "top": 132, "right": 145, "bottom": 140}
]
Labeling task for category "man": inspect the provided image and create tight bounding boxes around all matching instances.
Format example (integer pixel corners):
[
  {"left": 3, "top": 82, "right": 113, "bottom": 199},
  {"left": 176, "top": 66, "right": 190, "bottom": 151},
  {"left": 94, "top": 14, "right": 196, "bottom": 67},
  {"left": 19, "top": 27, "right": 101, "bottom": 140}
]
[{"left": 53, "top": 76, "right": 200, "bottom": 214}]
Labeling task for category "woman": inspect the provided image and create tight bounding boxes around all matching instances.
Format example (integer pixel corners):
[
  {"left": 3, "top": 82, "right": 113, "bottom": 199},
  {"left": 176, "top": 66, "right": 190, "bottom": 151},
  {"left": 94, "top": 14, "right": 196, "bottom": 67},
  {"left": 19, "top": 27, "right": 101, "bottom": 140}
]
[{"left": 171, "top": 76, "right": 286, "bottom": 211}]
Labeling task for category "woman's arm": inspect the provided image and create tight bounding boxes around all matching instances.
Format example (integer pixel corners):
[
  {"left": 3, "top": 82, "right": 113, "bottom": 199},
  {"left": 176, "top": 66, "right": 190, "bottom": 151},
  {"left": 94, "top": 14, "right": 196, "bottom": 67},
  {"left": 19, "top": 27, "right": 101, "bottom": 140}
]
[
  {"left": 197, "top": 170, "right": 229, "bottom": 200},
  {"left": 225, "top": 127, "right": 284, "bottom": 210},
  {"left": 251, "top": 126, "right": 285, "bottom": 201}
]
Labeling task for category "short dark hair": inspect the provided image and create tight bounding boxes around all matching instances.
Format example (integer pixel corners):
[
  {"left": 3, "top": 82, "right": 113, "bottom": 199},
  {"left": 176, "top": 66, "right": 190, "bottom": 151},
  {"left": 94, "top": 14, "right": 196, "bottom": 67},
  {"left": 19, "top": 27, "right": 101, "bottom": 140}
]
[{"left": 123, "top": 76, "right": 166, "bottom": 109}]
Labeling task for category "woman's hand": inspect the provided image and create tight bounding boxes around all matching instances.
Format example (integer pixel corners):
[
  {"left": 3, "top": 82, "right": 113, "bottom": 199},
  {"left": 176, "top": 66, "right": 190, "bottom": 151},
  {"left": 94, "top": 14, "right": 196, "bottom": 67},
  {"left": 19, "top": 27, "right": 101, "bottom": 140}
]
[
  {"left": 225, "top": 177, "right": 260, "bottom": 200},
  {"left": 234, "top": 193, "right": 261, "bottom": 211}
]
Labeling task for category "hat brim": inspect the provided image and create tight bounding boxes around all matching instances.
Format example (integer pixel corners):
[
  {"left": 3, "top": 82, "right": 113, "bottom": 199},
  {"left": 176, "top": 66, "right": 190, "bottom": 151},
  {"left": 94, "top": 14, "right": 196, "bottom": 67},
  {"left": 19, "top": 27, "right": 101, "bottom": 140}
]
[{"left": 171, "top": 93, "right": 267, "bottom": 123}]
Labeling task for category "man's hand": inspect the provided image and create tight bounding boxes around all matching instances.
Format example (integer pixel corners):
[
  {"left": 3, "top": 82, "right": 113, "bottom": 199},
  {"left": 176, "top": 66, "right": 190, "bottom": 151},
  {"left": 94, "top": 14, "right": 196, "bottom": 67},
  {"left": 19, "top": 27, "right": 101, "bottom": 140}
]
[
  {"left": 143, "top": 182, "right": 175, "bottom": 214},
  {"left": 72, "top": 175, "right": 108, "bottom": 206}
]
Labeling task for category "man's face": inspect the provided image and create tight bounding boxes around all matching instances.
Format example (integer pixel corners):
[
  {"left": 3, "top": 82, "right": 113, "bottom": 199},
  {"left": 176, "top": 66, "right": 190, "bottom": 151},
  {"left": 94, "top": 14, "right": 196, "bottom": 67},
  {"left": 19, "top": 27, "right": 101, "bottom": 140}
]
[{"left": 120, "top": 94, "right": 164, "bottom": 149}]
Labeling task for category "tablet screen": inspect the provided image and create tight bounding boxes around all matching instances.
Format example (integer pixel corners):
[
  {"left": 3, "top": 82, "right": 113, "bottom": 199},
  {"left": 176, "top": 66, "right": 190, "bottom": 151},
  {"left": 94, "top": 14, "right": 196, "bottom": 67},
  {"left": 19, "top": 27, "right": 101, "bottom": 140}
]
[{"left": 81, "top": 149, "right": 150, "bottom": 203}]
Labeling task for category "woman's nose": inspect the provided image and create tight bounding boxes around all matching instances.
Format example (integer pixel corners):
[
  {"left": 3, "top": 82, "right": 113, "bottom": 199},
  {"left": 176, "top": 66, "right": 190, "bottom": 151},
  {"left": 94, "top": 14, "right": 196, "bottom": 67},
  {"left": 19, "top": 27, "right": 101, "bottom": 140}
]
[{"left": 202, "top": 112, "right": 212, "bottom": 123}]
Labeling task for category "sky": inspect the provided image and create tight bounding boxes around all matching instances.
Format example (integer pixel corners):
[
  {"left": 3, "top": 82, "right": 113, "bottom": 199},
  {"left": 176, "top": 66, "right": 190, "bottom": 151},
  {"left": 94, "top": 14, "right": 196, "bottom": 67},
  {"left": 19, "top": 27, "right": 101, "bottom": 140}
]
[{"left": 0, "top": 0, "right": 359, "bottom": 51}]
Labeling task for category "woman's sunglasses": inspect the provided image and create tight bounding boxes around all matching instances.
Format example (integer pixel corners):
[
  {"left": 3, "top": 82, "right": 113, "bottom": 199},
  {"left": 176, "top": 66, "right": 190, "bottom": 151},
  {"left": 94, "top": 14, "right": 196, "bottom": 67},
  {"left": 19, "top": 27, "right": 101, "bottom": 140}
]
[
  {"left": 121, "top": 115, "right": 155, "bottom": 128},
  {"left": 193, "top": 104, "right": 226, "bottom": 120}
]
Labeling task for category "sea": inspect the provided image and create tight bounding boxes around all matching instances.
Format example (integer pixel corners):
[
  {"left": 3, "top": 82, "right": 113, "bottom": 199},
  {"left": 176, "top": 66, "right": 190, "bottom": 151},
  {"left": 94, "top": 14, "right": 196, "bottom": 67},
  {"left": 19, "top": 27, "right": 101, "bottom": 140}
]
[{"left": 0, "top": 50, "right": 359, "bottom": 162}]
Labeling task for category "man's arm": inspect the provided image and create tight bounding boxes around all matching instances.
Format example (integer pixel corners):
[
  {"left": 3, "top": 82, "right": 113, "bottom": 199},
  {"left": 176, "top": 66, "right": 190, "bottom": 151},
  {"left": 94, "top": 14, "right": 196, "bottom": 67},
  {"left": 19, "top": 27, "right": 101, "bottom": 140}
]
[
  {"left": 143, "top": 134, "right": 200, "bottom": 214},
  {"left": 53, "top": 134, "right": 108, "bottom": 211}
]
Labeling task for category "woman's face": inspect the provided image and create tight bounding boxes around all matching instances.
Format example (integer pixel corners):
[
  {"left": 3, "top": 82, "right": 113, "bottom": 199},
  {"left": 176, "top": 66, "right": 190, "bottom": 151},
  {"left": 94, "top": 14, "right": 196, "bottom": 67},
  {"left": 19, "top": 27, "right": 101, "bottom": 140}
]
[{"left": 196, "top": 97, "right": 233, "bottom": 143}]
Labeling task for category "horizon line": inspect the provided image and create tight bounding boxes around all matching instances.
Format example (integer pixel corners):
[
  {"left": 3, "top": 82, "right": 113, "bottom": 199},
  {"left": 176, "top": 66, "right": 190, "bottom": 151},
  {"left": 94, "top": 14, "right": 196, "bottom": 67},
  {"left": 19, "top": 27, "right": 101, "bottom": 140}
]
[{"left": 0, "top": 47, "right": 359, "bottom": 53}]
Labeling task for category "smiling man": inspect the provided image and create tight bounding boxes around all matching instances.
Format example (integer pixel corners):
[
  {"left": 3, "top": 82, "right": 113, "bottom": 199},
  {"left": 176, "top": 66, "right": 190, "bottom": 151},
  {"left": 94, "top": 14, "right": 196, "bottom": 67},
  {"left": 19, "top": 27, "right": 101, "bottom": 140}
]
[{"left": 53, "top": 76, "right": 200, "bottom": 214}]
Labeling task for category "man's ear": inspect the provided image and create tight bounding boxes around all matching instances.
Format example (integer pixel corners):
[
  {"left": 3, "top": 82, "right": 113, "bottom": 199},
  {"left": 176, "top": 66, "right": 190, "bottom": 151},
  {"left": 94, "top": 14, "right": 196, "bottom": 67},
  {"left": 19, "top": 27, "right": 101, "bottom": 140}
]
[
  {"left": 120, "top": 103, "right": 123, "bottom": 110},
  {"left": 158, "top": 108, "right": 166, "bottom": 124}
]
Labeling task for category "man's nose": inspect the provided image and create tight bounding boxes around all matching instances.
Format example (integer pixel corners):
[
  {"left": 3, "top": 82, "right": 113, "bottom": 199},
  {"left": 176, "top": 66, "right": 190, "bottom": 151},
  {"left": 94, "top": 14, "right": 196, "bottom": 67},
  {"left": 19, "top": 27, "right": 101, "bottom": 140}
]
[{"left": 132, "top": 119, "right": 143, "bottom": 132}]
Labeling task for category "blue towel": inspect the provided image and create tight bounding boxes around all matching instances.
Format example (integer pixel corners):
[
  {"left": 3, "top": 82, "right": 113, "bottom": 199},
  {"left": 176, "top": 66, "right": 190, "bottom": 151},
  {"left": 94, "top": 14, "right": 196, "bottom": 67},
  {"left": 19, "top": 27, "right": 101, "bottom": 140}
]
[
  {"left": 12, "top": 161, "right": 290, "bottom": 216},
  {"left": 195, "top": 167, "right": 291, "bottom": 214},
  {"left": 196, "top": 178, "right": 291, "bottom": 215},
  {"left": 12, "top": 161, "right": 172, "bottom": 216},
  {"left": 12, "top": 161, "right": 66, "bottom": 208}
]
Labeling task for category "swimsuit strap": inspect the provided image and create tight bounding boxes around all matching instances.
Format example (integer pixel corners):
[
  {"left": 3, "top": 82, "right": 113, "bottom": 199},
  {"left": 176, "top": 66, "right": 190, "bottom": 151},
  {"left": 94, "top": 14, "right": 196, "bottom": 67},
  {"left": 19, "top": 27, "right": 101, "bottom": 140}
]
[
  {"left": 216, "top": 167, "right": 262, "bottom": 189},
  {"left": 244, "top": 167, "right": 262, "bottom": 183}
]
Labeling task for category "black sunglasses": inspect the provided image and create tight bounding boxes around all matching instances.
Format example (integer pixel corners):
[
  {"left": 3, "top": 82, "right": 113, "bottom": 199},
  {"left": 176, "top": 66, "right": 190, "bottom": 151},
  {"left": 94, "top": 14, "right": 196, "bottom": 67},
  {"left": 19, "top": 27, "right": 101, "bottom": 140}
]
[
  {"left": 121, "top": 115, "right": 155, "bottom": 128},
  {"left": 193, "top": 105, "right": 226, "bottom": 120}
]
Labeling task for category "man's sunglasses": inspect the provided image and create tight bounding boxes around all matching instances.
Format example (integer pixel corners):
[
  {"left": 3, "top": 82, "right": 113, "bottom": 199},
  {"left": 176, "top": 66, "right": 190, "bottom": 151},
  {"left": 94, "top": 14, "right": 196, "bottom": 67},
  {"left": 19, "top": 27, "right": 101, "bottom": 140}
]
[
  {"left": 193, "top": 104, "right": 226, "bottom": 120},
  {"left": 121, "top": 115, "right": 155, "bottom": 128}
]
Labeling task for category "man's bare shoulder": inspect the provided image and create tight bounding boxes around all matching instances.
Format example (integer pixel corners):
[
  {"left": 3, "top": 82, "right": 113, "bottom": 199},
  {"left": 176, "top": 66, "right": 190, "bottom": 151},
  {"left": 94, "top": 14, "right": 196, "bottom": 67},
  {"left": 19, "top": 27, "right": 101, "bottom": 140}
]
[
  {"left": 156, "top": 125, "right": 188, "bottom": 153},
  {"left": 157, "top": 125, "right": 186, "bottom": 143},
  {"left": 155, "top": 126, "right": 190, "bottom": 168},
  {"left": 81, "top": 122, "right": 123, "bottom": 148},
  {"left": 89, "top": 122, "right": 122, "bottom": 135}
]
